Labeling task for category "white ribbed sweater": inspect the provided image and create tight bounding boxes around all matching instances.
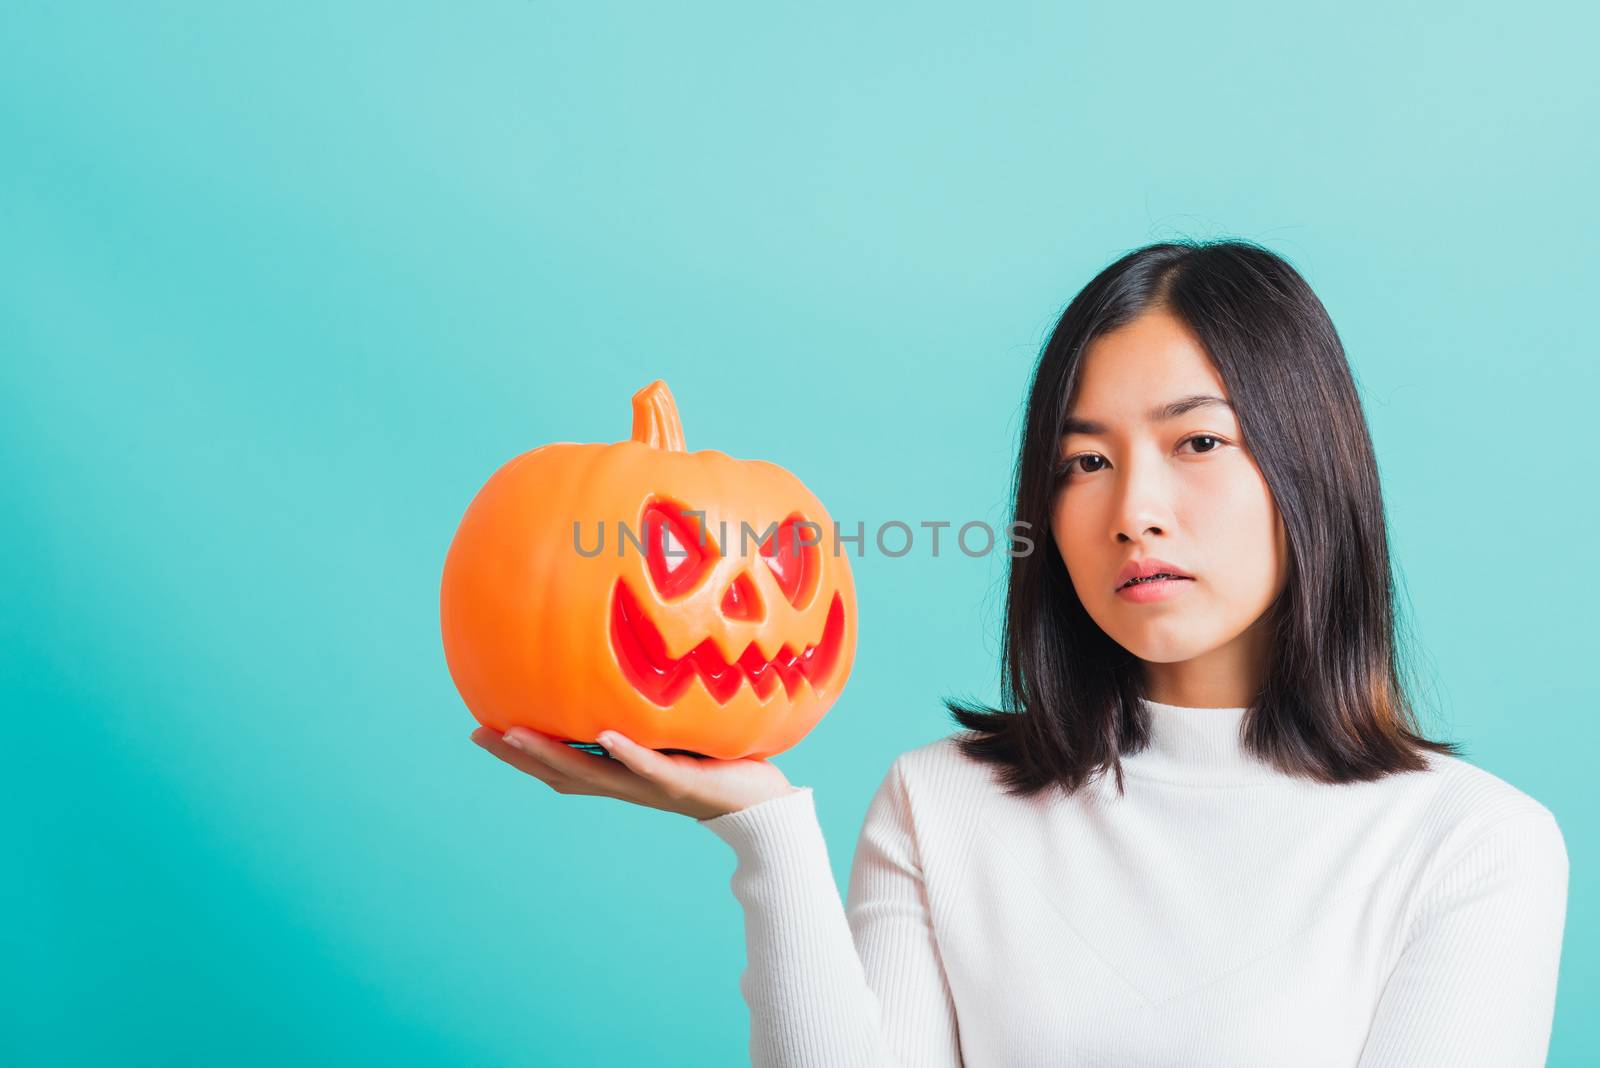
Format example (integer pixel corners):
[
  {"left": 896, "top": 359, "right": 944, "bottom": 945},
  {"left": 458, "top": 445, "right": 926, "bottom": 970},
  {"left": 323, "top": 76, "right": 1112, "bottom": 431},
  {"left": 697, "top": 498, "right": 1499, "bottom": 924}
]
[{"left": 697, "top": 698, "right": 1569, "bottom": 1067}]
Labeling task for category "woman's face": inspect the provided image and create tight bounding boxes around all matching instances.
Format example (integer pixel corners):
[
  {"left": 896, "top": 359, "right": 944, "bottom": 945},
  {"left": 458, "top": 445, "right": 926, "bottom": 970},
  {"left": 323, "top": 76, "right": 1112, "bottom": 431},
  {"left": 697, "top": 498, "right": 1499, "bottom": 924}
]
[{"left": 1048, "top": 308, "right": 1289, "bottom": 706}]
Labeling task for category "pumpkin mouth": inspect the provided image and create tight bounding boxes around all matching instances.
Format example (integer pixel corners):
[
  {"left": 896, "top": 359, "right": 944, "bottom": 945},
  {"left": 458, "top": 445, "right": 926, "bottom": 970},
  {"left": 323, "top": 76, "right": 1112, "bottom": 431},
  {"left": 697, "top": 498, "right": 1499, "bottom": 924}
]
[{"left": 610, "top": 580, "right": 847, "bottom": 705}]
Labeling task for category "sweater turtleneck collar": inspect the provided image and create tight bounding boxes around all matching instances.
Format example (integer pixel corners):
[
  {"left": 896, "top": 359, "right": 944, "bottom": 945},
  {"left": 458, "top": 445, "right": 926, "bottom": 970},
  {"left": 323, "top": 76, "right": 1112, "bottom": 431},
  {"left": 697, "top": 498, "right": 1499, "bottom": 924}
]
[{"left": 1126, "top": 696, "right": 1281, "bottom": 785}]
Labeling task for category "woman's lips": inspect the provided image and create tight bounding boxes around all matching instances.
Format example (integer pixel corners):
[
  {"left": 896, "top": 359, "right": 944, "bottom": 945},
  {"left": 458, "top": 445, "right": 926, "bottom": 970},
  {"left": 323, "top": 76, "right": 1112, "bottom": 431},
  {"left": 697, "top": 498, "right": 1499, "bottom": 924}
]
[
  {"left": 1114, "top": 575, "right": 1195, "bottom": 604},
  {"left": 1115, "top": 557, "right": 1194, "bottom": 589}
]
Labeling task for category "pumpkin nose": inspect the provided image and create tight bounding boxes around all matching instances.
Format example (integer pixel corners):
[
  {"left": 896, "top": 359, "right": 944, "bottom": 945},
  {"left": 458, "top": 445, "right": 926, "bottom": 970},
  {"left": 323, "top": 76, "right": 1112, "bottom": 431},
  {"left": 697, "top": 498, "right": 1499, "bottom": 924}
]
[{"left": 719, "top": 571, "right": 764, "bottom": 622}]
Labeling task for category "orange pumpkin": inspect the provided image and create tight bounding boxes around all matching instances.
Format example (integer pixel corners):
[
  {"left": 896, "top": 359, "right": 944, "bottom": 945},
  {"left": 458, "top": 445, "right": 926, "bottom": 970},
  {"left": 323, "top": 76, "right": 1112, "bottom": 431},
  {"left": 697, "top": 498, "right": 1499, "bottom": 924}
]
[{"left": 440, "top": 379, "right": 858, "bottom": 760}]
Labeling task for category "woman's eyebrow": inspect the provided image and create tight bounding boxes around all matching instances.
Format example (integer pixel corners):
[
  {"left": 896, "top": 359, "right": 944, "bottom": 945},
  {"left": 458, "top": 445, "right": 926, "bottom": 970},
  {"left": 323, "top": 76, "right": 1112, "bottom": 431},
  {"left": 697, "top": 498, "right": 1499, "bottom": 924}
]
[{"left": 1061, "top": 393, "right": 1234, "bottom": 436}]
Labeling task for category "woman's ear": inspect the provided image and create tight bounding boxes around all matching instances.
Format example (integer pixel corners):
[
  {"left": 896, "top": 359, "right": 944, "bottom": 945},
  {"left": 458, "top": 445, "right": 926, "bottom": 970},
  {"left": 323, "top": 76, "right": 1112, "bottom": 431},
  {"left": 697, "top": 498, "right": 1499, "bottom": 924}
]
[{"left": 1273, "top": 512, "right": 1291, "bottom": 593}]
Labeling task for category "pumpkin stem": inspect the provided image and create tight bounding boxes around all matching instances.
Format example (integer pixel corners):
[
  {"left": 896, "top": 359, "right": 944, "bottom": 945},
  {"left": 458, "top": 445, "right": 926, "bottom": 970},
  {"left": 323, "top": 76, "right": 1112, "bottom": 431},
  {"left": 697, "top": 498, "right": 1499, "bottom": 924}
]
[{"left": 630, "top": 380, "right": 686, "bottom": 451}]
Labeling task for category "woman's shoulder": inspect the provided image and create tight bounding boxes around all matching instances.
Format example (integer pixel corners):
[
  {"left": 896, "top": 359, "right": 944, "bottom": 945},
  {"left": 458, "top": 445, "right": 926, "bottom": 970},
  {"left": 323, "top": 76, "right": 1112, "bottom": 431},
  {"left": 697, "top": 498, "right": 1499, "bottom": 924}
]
[
  {"left": 886, "top": 730, "right": 1001, "bottom": 794},
  {"left": 1406, "top": 750, "right": 1566, "bottom": 875},
  {"left": 854, "top": 732, "right": 1016, "bottom": 877},
  {"left": 874, "top": 730, "right": 1032, "bottom": 836},
  {"left": 1416, "top": 749, "right": 1560, "bottom": 827}
]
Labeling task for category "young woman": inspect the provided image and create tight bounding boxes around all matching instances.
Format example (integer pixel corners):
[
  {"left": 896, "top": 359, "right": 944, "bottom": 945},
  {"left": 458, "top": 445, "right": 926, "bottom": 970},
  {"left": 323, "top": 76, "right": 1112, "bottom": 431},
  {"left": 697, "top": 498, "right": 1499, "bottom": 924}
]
[{"left": 471, "top": 239, "right": 1569, "bottom": 1066}]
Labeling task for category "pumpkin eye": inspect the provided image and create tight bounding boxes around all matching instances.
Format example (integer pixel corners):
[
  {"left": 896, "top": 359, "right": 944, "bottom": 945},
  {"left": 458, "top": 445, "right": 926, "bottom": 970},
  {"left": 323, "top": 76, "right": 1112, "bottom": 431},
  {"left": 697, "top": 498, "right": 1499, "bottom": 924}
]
[
  {"left": 760, "top": 514, "right": 820, "bottom": 609},
  {"left": 642, "top": 500, "right": 716, "bottom": 598}
]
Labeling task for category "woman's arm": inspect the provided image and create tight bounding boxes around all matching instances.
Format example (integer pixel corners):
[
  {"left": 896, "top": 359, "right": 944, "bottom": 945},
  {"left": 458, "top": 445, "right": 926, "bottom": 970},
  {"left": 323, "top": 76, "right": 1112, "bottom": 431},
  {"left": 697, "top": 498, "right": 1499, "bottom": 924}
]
[
  {"left": 1356, "top": 806, "right": 1569, "bottom": 1067},
  {"left": 699, "top": 758, "right": 963, "bottom": 1067}
]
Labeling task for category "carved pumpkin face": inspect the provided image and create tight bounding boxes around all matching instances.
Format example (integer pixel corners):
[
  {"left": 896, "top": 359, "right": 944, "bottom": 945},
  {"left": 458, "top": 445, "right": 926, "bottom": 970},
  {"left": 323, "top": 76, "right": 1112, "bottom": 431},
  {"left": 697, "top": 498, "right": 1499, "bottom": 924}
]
[{"left": 440, "top": 380, "right": 857, "bottom": 760}]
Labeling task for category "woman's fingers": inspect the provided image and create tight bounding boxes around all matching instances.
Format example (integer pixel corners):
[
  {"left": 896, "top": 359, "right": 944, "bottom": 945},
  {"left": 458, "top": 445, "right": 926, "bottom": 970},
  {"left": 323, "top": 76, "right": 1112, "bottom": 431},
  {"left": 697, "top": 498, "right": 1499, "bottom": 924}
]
[
  {"left": 473, "top": 726, "right": 676, "bottom": 805},
  {"left": 469, "top": 728, "right": 571, "bottom": 790},
  {"left": 469, "top": 727, "right": 620, "bottom": 798},
  {"left": 468, "top": 726, "right": 792, "bottom": 821},
  {"left": 594, "top": 731, "right": 688, "bottom": 799}
]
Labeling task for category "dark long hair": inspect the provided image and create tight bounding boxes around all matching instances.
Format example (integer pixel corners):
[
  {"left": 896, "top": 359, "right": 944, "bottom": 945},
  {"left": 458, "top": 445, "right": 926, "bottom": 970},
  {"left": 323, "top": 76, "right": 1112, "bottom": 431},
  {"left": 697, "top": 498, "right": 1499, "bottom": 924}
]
[{"left": 947, "top": 238, "right": 1458, "bottom": 797}]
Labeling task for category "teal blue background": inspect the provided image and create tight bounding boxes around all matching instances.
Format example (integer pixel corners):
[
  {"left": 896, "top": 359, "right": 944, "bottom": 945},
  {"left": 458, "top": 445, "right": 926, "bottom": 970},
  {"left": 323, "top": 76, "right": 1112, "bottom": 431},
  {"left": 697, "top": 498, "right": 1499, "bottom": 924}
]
[{"left": 5, "top": 3, "right": 1595, "bottom": 1064}]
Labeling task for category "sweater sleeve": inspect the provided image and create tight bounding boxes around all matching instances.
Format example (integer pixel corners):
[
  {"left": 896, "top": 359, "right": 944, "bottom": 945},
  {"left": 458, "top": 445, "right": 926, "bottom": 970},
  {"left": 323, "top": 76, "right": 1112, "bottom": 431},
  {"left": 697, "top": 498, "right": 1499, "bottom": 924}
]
[
  {"left": 1356, "top": 806, "right": 1569, "bottom": 1068},
  {"left": 697, "top": 759, "right": 963, "bottom": 1067}
]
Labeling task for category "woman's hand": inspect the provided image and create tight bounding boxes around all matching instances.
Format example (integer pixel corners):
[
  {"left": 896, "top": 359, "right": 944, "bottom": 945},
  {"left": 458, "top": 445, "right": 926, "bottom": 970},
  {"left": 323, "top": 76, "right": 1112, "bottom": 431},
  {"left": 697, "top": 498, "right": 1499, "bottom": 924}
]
[{"left": 469, "top": 726, "right": 800, "bottom": 821}]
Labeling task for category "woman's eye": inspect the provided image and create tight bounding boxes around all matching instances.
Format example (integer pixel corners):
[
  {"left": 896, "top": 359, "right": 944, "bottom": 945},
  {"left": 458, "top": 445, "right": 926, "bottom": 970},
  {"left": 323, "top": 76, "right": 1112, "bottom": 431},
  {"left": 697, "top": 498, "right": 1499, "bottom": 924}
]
[
  {"left": 1058, "top": 455, "right": 1106, "bottom": 479},
  {"left": 1057, "top": 435, "right": 1228, "bottom": 481}
]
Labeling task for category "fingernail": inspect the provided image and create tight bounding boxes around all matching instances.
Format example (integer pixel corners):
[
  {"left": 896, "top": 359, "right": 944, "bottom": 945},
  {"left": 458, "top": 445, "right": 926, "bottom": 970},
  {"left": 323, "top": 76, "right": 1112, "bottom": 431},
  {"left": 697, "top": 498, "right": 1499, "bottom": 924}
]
[
  {"left": 502, "top": 730, "right": 525, "bottom": 750},
  {"left": 596, "top": 732, "right": 615, "bottom": 749}
]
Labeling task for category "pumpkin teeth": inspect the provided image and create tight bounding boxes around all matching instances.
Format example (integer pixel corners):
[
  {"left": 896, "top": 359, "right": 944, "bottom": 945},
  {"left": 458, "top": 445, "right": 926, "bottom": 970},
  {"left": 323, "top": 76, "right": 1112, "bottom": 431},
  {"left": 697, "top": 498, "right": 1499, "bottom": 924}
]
[{"left": 610, "top": 580, "right": 846, "bottom": 705}]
